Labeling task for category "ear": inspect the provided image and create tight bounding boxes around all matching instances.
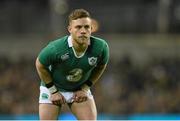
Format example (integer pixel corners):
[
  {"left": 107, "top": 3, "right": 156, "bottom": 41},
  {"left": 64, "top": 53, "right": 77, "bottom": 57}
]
[{"left": 68, "top": 25, "right": 71, "bottom": 33}]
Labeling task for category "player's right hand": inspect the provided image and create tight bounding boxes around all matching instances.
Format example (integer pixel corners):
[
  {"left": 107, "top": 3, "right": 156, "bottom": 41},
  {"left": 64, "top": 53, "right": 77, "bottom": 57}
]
[{"left": 50, "top": 92, "right": 66, "bottom": 106}]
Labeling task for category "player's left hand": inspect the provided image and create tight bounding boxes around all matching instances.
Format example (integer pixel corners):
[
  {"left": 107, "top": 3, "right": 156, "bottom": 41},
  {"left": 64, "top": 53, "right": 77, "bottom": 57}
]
[{"left": 73, "top": 90, "right": 88, "bottom": 103}]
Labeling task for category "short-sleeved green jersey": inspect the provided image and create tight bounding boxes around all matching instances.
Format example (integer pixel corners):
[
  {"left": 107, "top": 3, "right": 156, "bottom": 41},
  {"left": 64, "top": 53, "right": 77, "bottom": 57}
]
[{"left": 38, "top": 35, "right": 109, "bottom": 91}]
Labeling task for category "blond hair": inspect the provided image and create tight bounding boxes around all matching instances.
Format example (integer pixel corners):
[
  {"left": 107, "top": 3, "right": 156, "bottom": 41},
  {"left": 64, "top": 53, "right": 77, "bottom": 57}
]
[{"left": 68, "top": 9, "right": 91, "bottom": 24}]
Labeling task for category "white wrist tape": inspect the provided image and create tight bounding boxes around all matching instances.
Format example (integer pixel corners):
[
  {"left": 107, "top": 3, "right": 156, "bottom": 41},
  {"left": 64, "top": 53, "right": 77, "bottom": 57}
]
[
  {"left": 48, "top": 85, "right": 58, "bottom": 94},
  {"left": 81, "top": 84, "right": 90, "bottom": 92}
]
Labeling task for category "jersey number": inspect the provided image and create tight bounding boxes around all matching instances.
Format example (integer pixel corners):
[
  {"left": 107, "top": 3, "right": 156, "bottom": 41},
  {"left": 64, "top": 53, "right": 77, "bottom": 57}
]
[{"left": 66, "top": 68, "right": 83, "bottom": 82}]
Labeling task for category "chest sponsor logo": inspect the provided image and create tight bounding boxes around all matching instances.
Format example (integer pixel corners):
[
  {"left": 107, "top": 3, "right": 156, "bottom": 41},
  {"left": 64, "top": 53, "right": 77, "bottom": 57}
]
[
  {"left": 88, "top": 57, "right": 97, "bottom": 66},
  {"left": 61, "top": 53, "right": 69, "bottom": 61},
  {"left": 66, "top": 68, "right": 83, "bottom": 82}
]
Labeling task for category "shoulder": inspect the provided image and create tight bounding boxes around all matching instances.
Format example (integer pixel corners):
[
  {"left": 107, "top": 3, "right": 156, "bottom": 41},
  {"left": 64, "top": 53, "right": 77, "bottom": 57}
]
[
  {"left": 50, "top": 36, "right": 68, "bottom": 47},
  {"left": 90, "top": 36, "right": 108, "bottom": 44},
  {"left": 48, "top": 35, "right": 69, "bottom": 52},
  {"left": 90, "top": 36, "right": 108, "bottom": 48},
  {"left": 90, "top": 36, "right": 109, "bottom": 49},
  {"left": 89, "top": 36, "right": 109, "bottom": 56}
]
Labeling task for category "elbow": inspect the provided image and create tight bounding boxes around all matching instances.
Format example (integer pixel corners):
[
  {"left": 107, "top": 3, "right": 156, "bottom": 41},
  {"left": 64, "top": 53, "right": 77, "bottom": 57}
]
[
  {"left": 36, "top": 58, "right": 47, "bottom": 70},
  {"left": 35, "top": 58, "right": 41, "bottom": 70},
  {"left": 35, "top": 58, "right": 39, "bottom": 67}
]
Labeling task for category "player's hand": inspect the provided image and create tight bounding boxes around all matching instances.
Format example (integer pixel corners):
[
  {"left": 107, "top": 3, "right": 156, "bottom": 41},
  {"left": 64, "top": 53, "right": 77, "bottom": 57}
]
[
  {"left": 73, "top": 90, "right": 88, "bottom": 103},
  {"left": 50, "top": 92, "right": 66, "bottom": 106}
]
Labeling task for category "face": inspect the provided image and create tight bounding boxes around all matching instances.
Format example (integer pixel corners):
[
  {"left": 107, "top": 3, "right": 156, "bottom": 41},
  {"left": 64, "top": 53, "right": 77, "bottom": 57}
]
[{"left": 68, "top": 17, "right": 92, "bottom": 45}]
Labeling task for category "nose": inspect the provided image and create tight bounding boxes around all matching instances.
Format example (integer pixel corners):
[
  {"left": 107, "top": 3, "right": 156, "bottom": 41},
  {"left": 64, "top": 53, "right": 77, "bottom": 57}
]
[{"left": 80, "top": 27, "right": 86, "bottom": 34}]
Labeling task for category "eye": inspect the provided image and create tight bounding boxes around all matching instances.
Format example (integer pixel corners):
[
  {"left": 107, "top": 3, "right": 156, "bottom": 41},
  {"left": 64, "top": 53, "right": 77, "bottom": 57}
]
[
  {"left": 84, "top": 25, "right": 90, "bottom": 29},
  {"left": 75, "top": 25, "right": 82, "bottom": 29}
]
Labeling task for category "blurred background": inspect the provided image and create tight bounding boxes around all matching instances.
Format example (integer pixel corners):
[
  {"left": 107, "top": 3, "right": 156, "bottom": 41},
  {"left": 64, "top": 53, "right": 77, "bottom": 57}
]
[{"left": 0, "top": 0, "right": 180, "bottom": 120}]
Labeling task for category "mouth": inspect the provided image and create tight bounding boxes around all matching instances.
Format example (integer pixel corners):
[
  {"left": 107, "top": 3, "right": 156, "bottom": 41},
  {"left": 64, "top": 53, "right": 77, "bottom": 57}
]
[{"left": 79, "top": 35, "right": 87, "bottom": 39}]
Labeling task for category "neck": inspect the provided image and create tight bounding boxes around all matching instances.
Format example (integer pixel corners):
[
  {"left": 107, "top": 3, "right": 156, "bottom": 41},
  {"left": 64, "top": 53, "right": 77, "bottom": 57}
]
[{"left": 72, "top": 40, "right": 88, "bottom": 53}]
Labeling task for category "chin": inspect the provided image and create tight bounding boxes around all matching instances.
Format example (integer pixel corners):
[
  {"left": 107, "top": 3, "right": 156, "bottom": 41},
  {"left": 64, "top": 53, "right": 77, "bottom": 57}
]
[
  {"left": 79, "top": 41, "right": 87, "bottom": 45},
  {"left": 78, "top": 38, "right": 87, "bottom": 44}
]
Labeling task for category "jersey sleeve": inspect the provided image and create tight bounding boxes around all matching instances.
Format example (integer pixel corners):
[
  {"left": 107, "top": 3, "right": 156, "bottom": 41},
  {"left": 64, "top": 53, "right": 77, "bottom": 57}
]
[
  {"left": 38, "top": 43, "right": 56, "bottom": 67},
  {"left": 99, "top": 42, "right": 109, "bottom": 65}
]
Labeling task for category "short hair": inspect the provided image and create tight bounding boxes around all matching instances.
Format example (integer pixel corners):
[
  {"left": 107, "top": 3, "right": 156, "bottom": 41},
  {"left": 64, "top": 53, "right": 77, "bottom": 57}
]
[{"left": 68, "top": 9, "right": 91, "bottom": 24}]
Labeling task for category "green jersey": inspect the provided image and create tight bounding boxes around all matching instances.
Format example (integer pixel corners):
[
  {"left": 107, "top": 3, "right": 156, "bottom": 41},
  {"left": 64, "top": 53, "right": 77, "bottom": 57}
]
[{"left": 38, "top": 35, "right": 109, "bottom": 91}]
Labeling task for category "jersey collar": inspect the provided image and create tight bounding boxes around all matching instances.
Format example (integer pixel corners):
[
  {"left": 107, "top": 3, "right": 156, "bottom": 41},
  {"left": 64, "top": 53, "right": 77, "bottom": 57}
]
[{"left": 67, "top": 35, "right": 90, "bottom": 47}]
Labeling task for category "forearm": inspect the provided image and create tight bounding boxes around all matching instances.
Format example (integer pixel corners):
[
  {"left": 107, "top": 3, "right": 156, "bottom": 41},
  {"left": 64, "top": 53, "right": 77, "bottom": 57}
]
[
  {"left": 89, "top": 64, "right": 107, "bottom": 84},
  {"left": 82, "top": 64, "right": 107, "bottom": 91},
  {"left": 35, "top": 58, "right": 53, "bottom": 84},
  {"left": 36, "top": 58, "right": 59, "bottom": 94}
]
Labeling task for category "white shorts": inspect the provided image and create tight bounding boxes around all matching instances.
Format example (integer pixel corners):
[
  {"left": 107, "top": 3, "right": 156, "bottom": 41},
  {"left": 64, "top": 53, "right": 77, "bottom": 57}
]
[{"left": 39, "top": 86, "right": 93, "bottom": 104}]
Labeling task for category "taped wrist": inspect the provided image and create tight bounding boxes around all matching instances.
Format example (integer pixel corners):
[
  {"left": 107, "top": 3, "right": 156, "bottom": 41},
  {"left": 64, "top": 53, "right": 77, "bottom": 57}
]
[
  {"left": 81, "top": 84, "right": 90, "bottom": 92},
  {"left": 45, "top": 82, "right": 58, "bottom": 94}
]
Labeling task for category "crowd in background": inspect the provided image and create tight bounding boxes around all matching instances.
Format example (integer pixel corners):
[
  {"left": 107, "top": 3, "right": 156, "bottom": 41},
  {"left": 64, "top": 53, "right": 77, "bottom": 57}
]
[
  {"left": 98, "top": 55, "right": 180, "bottom": 114},
  {"left": 0, "top": 56, "right": 38, "bottom": 114},
  {"left": 0, "top": 54, "right": 179, "bottom": 115}
]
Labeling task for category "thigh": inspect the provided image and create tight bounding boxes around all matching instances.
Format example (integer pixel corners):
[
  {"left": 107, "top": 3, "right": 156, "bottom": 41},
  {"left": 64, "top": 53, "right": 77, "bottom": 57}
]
[
  {"left": 39, "top": 103, "right": 61, "bottom": 120},
  {"left": 39, "top": 86, "right": 62, "bottom": 120},
  {"left": 70, "top": 98, "right": 97, "bottom": 120}
]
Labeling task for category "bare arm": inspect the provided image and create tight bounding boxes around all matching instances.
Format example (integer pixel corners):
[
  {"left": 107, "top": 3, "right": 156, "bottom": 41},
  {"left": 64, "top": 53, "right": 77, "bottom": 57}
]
[
  {"left": 35, "top": 57, "right": 52, "bottom": 84},
  {"left": 35, "top": 58, "right": 66, "bottom": 105},
  {"left": 74, "top": 64, "right": 107, "bottom": 103},
  {"left": 81, "top": 64, "right": 107, "bottom": 91},
  {"left": 89, "top": 64, "right": 107, "bottom": 85}
]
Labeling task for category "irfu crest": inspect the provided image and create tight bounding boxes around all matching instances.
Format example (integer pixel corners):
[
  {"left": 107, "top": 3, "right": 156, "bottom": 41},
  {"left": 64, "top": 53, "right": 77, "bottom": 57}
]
[{"left": 88, "top": 57, "right": 97, "bottom": 66}]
